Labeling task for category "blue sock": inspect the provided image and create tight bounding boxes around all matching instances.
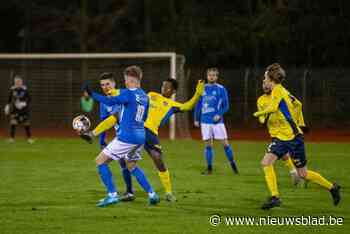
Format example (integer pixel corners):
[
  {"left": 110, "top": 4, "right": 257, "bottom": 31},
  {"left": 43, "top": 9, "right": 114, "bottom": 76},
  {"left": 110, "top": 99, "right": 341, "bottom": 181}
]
[
  {"left": 224, "top": 145, "right": 235, "bottom": 163},
  {"left": 205, "top": 145, "right": 214, "bottom": 170},
  {"left": 97, "top": 164, "right": 117, "bottom": 194},
  {"left": 130, "top": 167, "right": 154, "bottom": 194},
  {"left": 119, "top": 160, "right": 133, "bottom": 194}
]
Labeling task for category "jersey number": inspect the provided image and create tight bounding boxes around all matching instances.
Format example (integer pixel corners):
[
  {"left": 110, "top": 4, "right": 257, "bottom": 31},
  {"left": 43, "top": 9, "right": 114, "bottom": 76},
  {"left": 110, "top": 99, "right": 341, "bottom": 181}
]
[{"left": 135, "top": 105, "right": 145, "bottom": 122}]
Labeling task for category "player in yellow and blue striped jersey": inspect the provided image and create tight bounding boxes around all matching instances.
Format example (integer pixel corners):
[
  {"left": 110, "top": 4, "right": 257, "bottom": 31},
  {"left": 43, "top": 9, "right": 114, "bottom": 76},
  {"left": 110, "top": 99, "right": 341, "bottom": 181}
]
[{"left": 253, "top": 63, "right": 341, "bottom": 210}]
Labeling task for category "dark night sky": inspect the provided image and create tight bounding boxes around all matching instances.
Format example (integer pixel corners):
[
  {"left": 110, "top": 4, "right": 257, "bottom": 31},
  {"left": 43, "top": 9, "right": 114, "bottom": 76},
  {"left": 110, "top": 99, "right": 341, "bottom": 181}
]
[{"left": 0, "top": 0, "right": 349, "bottom": 67}]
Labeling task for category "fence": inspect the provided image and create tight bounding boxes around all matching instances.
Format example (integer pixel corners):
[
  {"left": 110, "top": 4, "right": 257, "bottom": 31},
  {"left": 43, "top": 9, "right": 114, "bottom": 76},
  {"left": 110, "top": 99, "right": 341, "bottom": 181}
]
[
  {"left": 188, "top": 67, "right": 350, "bottom": 129},
  {"left": 1, "top": 60, "right": 350, "bottom": 138}
]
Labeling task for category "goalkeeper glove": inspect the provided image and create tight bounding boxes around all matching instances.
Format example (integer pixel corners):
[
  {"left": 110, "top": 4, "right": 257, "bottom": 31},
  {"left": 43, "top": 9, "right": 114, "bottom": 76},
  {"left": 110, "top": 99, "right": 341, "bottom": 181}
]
[{"left": 82, "top": 81, "right": 93, "bottom": 95}]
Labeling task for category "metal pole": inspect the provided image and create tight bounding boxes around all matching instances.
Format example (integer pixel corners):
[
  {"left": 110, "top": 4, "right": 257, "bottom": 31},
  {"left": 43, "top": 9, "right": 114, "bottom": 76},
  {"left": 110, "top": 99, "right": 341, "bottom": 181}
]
[{"left": 169, "top": 53, "right": 177, "bottom": 140}]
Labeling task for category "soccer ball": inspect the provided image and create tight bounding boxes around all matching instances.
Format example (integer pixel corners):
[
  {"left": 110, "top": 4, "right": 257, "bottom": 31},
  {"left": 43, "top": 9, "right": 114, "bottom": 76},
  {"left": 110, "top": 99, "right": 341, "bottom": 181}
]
[{"left": 72, "top": 115, "right": 91, "bottom": 132}]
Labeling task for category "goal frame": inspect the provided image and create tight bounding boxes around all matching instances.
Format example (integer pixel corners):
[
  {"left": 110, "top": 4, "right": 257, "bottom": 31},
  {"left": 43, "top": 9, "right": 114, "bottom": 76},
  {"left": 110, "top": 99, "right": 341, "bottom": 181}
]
[{"left": 0, "top": 52, "right": 177, "bottom": 140}]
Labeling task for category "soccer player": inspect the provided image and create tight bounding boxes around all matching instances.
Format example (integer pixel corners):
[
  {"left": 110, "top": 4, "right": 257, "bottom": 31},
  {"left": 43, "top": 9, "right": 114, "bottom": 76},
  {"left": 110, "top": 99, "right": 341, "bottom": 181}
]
[
  {"left": 96, "top": 72, "right": 134, "bottom": 201},
  {"left": 5, "top": 75, "right": 33, "bottom": 143},
  {"left": 82, "top": 78, "right": 205, "bottom": 202},
  {"left": 84, "top": 65, "right": 160, "bottom": 207},
  {"left": 194, "top": 67, "right": 238, "bottom": 175},
  {"left": 257, "top": 78, "right": 304, "bottom": 186},
  {"left": 253, "top": 63, "right": 341, "bottom": 210}
]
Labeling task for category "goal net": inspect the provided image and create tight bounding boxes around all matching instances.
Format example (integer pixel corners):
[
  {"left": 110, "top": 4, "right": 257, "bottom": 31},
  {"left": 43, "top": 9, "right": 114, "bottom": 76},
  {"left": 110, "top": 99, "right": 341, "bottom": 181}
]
[{"left": 0, "top": 53, "right": 189, "bottom": 139}]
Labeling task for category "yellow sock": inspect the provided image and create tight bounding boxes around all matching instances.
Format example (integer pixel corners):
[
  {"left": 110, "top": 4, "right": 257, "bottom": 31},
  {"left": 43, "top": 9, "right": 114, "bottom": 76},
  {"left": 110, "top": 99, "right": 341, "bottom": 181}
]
[
  {"left": 263, "top": 165, "right": 279, "bottom": 197},
  {"left": 158, "top": 170, "right": 172, "bottom": 194},
  {"left": 285, "top": 157, "right": 296, "bottom": 172},
  {"left": 92, "top": 115, "right": 117, "bottom": 136},
  {"left": 306, "top": 170, "right": 333, "bottom": 190}
]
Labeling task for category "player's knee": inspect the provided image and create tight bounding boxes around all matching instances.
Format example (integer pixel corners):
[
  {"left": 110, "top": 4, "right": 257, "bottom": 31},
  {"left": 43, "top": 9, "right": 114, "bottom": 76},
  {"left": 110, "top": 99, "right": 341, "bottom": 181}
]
[
  {"left": 261, "top": 158, "right": 269, "bottom": 167},
  {"left": 155, "top": 159, "right": 166, "bottom": 172},
  {"left": 261, "top": 155, "right": 273, "bottom": 167},
  {"left": 281, "top": 155, "right": 289, "bottom": 161},
  {"left": 205, "top": 140, "right": 213, "bottom": 147},
  {"left": 95, "top": 153, "right": 107, "bottom": 165},
  {"left": 150, "top": 150, "right": 162, "bottom": 160},
  {"left": 297, "top": 167, "right": 307, "bottom": 178},
  {"left": 222, "top": 139, "right": 229, "bottom": 147}
]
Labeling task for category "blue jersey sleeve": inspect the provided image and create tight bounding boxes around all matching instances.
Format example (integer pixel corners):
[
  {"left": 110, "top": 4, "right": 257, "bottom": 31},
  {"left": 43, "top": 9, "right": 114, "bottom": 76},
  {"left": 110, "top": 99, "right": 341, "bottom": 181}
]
[
  {"left": 91, "top": 90, "right": 129, "bottom": 106},
  {"left": 194, "top": 96, "right": 202, "bottom": 122},
  {"left": 218, "top": 87, "right": 229, "bottom": 116}
]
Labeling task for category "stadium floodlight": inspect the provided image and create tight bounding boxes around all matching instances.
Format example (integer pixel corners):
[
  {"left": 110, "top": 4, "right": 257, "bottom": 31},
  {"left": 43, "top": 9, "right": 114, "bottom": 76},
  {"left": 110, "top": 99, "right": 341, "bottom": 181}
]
[{"left": 0, "top": 52, "right": 178, "bottom": 140}]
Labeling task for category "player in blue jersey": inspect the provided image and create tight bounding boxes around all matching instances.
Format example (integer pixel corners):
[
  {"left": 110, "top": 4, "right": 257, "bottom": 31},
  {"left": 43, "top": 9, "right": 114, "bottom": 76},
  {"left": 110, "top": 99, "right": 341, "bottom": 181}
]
[
  {"left": 84, "top": 66, "right": 160, "bottom": 207},
  {"left": 98, "top": 73, "right": 120, "bottom": 148},
  {"left": 194, "top": 67, "right": 239, "bottom": 175},
  {"left": 96, "top": 72, "right": 135, "bottom": 201}
]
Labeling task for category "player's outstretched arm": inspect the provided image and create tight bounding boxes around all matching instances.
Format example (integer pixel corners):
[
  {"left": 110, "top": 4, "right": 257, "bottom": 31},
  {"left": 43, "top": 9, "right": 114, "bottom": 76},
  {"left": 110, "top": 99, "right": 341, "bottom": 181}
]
[
  {"left": 83, "top": 82, "right": 128, "bottom": 106},
  {"left": 91, "top": 92, "right": 122, "bottom": 106},
  {"left": 256, "top": 97, "right": 267, "bottom": 124},
  {"left": 78, "top": 115, "right": 117, "bottom": 144},
  {"left": 254, "top": 88, "right": 282, "bottom": 117},
  {"left": 179, "top": 80, "right": 204, "bottom": 111},
  {"left": 93, "top": 115, "right": 117, "bottom": 136}
]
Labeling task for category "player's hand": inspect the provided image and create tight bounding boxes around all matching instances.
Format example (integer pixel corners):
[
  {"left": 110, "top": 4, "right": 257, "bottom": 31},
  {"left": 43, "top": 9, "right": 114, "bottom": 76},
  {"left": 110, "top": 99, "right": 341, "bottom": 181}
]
[
  {"left": 82, "top": 81, "right": 93, "bottom": 95},
  {"left": 194, "top": 121, "right": 200, "bottom": 127},
  {"left": 195, "top": 80, "right": 205, "bottom": 94},
  {"left": 300, "top": 126, "right": 310, "bottom": 134},
  {"left": 213, "top": 115, "right": 221, "bottom": 123},
  {"left": 253, "top": 111, "right": 261, "bottom": 117}
]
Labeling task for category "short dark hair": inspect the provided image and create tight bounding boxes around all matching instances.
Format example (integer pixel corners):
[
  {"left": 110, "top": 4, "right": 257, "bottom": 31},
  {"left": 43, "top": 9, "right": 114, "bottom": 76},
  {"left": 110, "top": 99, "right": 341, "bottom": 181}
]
[
  {"left": 265, "top": 63, "right": 286, "bottom": 83},
  {"left": 124, "top": 65, "right": 143, "bottom": 81},
  {"left": 99, "top": 72, "right": 115, "bottom": 81},
  {"left": 165, "top": 78, "right": 178, "bottom": 90}
]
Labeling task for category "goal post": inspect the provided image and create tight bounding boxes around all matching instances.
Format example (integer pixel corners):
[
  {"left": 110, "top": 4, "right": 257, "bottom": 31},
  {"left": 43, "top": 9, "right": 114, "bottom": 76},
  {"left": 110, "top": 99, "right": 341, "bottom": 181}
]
[{"left": 0, "top": 52, "right": 179, "bottom": 140}]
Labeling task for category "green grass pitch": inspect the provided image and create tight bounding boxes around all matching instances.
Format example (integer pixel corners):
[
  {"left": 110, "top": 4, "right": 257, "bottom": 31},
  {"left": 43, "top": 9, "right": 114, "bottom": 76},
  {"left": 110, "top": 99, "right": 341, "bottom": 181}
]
[{"left": 0, "top": 139, "right": 349, "bottom": 234}]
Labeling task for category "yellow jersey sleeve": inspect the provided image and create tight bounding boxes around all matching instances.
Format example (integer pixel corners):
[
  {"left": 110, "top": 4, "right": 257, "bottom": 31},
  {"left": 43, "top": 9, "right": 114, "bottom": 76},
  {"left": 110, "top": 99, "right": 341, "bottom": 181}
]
[
  {"left": 93, "top": 115, "right": 117, "bottom": 136},
  {"left": 179, "top": 80, "right": 205, "bottom": 111},
  {"left": 257, "top": 95, "right": 270, "bottom": 124},
  {"left": 256, "top": 85, "right": 283, "bottom": 116},
  {"left": 290, "top": 95, "right": 306, "bottom": 127}
]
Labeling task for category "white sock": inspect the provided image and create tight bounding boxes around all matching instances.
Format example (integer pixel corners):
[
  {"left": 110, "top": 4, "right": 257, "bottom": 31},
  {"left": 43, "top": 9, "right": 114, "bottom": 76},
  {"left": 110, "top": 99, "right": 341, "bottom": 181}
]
[
  {"left": 108, "top": 192, "right": 118, "bottom": 197},
  {"left": 290, "top": 169, "right": 297, "bottom": 174}
]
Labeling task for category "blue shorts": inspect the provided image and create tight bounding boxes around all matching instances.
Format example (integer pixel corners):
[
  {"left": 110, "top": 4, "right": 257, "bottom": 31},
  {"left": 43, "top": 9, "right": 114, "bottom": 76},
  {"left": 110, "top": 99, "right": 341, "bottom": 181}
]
[
  {"left": 267, "top": 135, "right": 307, "bottom": 168},
  {"left": 144, "top": 128, "right": 162, "bottom": 155}
]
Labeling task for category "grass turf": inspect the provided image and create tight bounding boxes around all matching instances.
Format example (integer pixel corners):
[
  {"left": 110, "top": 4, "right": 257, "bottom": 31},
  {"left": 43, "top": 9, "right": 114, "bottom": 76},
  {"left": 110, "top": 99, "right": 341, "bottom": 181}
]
[{"left": 0, "top": 139, "right": 349, "bottom": 234}]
